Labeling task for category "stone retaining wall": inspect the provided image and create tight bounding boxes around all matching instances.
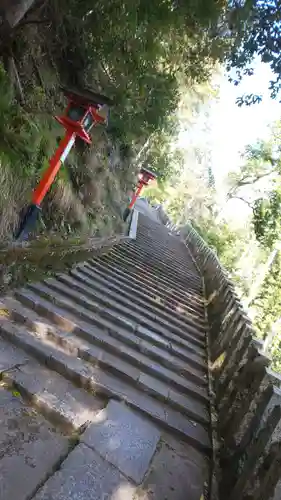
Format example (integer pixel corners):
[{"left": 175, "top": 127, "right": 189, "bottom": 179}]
[
  {"left": 182, "top": 222, "right": 281, "bottom": 500},
  {"left": 156, "top": 206, "right": 281, "bottom": 500}
]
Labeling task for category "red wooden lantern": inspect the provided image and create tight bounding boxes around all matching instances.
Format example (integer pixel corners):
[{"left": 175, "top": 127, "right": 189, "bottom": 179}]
[
  {"left": 123, "top": 167, "right": 157, "bottom": 221},
  {"left": 15, "top": 86, "right": 112, "bottom": 240}
]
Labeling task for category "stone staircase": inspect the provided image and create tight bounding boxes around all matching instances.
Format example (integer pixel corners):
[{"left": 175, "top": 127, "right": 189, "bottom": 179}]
[{"left": 0, "top": 212, "right": 210, "bottom": 500}]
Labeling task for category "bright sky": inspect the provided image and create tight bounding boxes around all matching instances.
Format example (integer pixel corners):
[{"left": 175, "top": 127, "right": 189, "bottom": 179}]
[
  {"left": 210, "top": 61, "right": 281, "bottom": 185},
  {"left": 178, "top": 59, "right": 281, "bottom": 225}
]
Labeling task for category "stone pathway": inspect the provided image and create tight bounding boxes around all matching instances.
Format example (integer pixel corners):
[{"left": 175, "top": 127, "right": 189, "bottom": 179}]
[{"left": 0, "top": 212, "right": 210, "bottom": 500}]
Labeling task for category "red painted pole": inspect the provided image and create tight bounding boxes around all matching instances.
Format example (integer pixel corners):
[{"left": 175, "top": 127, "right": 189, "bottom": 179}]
[
  {"left": 128, "top": 183, "right": 144, "bottom": 210},
  {"left": 32, "top": 130, "right": 76, "bottom": 205},
  {"left": 15, "top": 130, "right": 76, "bottom": 240}
]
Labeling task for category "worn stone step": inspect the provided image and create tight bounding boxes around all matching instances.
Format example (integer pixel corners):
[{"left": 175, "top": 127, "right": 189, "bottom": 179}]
[
  {"left": 82, "top": 263, "right": 204, "bottom": 335},
  {"left": 112, "top": 240, "right": 202, "bottom": 284},
  {"left": 96, "top": 249, "right": 200, "bottom": 299},
  {"left": 33, "top": 442, "right": 137, "bottom": 500},
  {"left": 23, "top": 283, "right": 207, "bottom": 384},
  {"left": 57, "top": 275, "right": 206, "bottom": 367},
  {"left": 50, "top": 274, "right": 207, "bottom": 366},
  {"left": 3, "top": 296, "right": 208, "bottom": 403},
  {"left": 2, "top": 329, "right": 208, "bottom": 426},
  {"left": 0, "top": 385, "right": 69, "bottom": 500},
  {"left": 11, "top": 318, "right": 209, "bottom": 425},
  {"left": 124, "top": 236, "right": 197, "bottom": 267},
  {"left": 99, "top": 250, "right": 203, "bottom": 299},
  {"left": 11, "top": 290, "right": 208, "bottom": 390},
  {"left": 0, "top": 335, "right": 29, "bottom": 373},
  {"left": 88, "top": 257, "right": 204, "bottom": 313},
  {"left": 72, "top": 265, "right": 207, "bottom": 351},
  {"left": 2, "top": 354, "right": 105, "bottom": 432},
  {"left": 0, "top": 319, "right": 211, "bottom": 451},
  {"left": 70, "top": 265, "right": 207, "bottom": 334},
  {"left": 74, "top": 262, "right": 206, "bottom": 331},
  {"left": 26, "top": 278, "right": 206, "bottom": 353},
  {"left": 112, "top": 244, "right": 202, "bottom": 290},
  {"left": 88, "top": 257, "right": 205, "bottom": 314},
  {"left": 118, "top": 241, "right": 202, "bottom": 285}
]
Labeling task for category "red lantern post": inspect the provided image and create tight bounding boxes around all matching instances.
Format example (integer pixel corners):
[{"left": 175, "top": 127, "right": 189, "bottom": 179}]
[
  {"left": 15, "top": 86, "right": 112, "bottom": 240},
  {"left": 123, "top": 167, "right": 157, "bottom": 221}
]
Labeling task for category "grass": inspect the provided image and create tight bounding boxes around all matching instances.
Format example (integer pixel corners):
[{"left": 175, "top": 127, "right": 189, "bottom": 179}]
[{"left": 0, "top": 60, "right": 133, "bottom": 244}]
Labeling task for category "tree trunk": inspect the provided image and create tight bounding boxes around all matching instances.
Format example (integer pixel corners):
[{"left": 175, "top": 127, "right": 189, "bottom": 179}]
[{"left": 0, "top": 0, "right": 36, "bottom": 28}]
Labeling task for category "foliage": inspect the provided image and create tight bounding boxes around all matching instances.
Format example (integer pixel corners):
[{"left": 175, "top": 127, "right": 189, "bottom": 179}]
[
  {"left": 4, "top": 0, "right": 281, "bottom": 243},
  {"left": 226, "top": 0, "right": 281, "bottom": 105},
  {"left": 252, "top": 250, "right": 281, "bottom": 339},
  {"left": 227, "top": 140, "right": 279, "bottom": 202},
  {"left": 253, "top": 188, "right": 281, "bottom": 248},
  {"left": 45, "top": 0, "right": 229, "bottom": 149},
  {"left": 0, "top": 64, "right": 58, "bottom": 180},
  {"left": 226, "top": 124, "right": 281, "bottom": 248}
]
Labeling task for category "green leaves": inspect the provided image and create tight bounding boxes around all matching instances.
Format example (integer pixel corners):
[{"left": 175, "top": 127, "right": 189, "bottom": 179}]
[
  {"left": 253, "top": 189, "right": 281, "bottom": 249},
  {"left": 226, "top": 0, "right": 281, "bottom": 103}
]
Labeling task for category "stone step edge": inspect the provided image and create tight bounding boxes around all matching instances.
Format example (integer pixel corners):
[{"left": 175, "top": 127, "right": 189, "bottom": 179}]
[
  {"left": 1, "top": 364, "right": 105, "bottom": 434},
  {"left": 78, "top": 261, "right": 205, "bottom": 324},
  {"left": 34, "top": 325, "right": 209, "bottom": 425},
  {"left": 99, "top": 251, "right": 203, "bottom": 297},
  {"left": 68, "top": 267, "right": 208, "bottom": 335},
  {"left": 87, "top": 258, "right": 205, "bottom": 314},
  {"left": 2, "top": 296, "right": 208, "bottom": 410},
  {"left": 0, "top": 319, "right": 211, "bottom": 452},
  {"left": 34, "top": 274, "right": 206, "bottom": 350},
  {"left": 43, "top": 276, "right": 207, "bottom": 371},
  {"left": 18, "top": 286, "right": 208, "bottom": 386}
]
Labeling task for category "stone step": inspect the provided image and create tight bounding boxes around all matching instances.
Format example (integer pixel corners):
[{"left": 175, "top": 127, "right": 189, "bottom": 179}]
[
  {"left": 0, "top": 385, "right": 69, "bottom": 500},
  {"left": 70, "top": 264, "right": 207, "bottom": 333},
  {"left": 67, "top": 267, "right": 207, "bottom": 356},
  {"left": 96, "top": 248, "right": 201, "bottom": 297},
  {"left": 99, "top": 250, "right": 203, "bottom": 298},
  {"left": 83, "top": 257, "right": 205, "bottom": 318},
  {"left": 2, "top": 296, "right": 209, "bottom": 403},
  {"left": 113, "top": 239, "right": 201, "bottom": 282},
  {"left": 26, "top": 278, "right": 206, "bottom": 352},
  {"left": 88, "top": 257, "right": 205, "bottom": 314},
  {"left": 74, "top": 262, "right": 206, "bottom": 330},
  {"left": 112, "top": 244, "right": 202, "bottom": 289},
  {"left": 21, "top": 284, "right": 207, "bottom": 384},
  {"left": 124, "top": 236, "right": 197, "bottom": 267},
  {"left": 9, "top": 314, "right": 209, "bottom": 425},
  {"left": 120, "top": 240, "right": 201, "bottom": 282},
  {"left": 0, "top": 318, "right": 211, "bottom": 452},
  {"left": 49, "top": 273, "right": 207, "bottom": 361},
  {"left": 1, "top": 352, "right": 105, "bottom": 432}
]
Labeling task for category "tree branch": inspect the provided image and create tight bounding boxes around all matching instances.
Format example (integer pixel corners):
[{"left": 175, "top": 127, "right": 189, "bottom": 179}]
[
  {"left": 228, "top": 194, "right": 253, "bottom": 209},
  {"left": 227, "top": 168, "right": 276, "bottom": 199},
  {"left": 237, "top": 168, "right": 276, "bottom": 187}
]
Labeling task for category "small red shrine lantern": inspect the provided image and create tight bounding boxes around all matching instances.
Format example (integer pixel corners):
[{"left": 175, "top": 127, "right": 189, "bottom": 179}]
[
  {"left": 15, "top": 86, "right": 112, "bottom": 240},
  {"left": 123, "top": 167, "right": 157, "bottom": 221}
]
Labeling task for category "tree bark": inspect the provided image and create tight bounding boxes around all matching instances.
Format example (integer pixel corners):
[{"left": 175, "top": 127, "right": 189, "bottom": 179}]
[{"left": 0, "top": 0, "right": 36, "bottom": 28}]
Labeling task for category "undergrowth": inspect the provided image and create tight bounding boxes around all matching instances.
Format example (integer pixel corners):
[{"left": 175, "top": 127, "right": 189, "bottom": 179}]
[{"left": 0, "top": 59, "right": 133, "bottom": 242}]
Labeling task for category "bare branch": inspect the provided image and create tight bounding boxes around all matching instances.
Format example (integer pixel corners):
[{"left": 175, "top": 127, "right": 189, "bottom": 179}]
[
  {"left": 227, "top": 168, "right": 276, "bottom": 199},
  {"left": 237, "top": 169, "right": 276, "bottom": 187},
  {"left": 228, "top": 194, "right": 253, "bottom": 209}
]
